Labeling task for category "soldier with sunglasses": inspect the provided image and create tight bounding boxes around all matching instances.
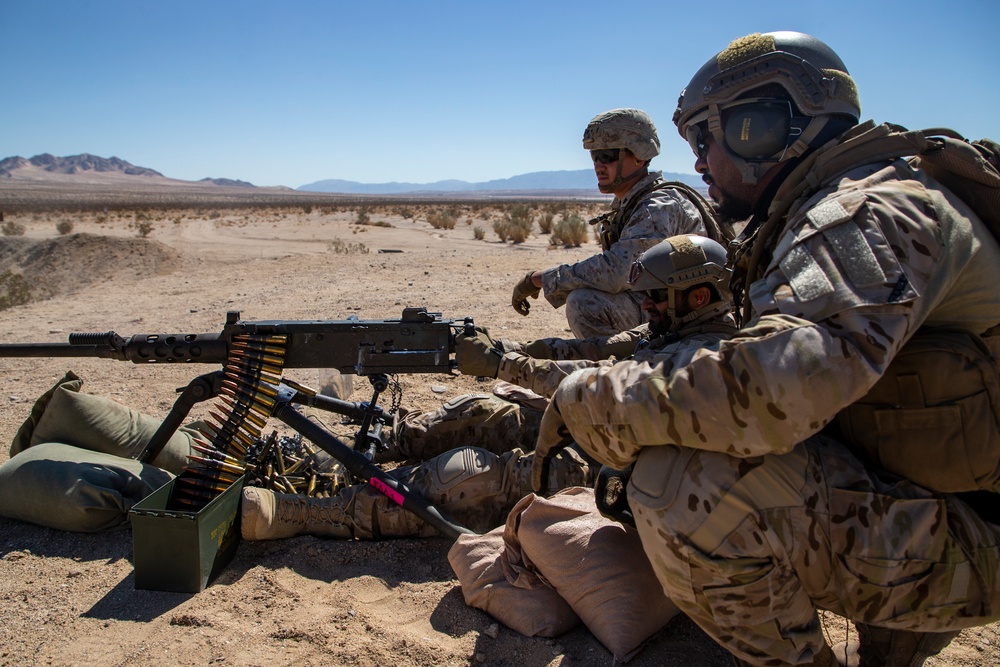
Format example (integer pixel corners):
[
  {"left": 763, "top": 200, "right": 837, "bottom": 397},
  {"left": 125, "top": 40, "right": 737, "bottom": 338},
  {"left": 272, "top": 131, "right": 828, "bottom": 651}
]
[{"left": 510, "top": 108, "right": 718, "bottom": 338}]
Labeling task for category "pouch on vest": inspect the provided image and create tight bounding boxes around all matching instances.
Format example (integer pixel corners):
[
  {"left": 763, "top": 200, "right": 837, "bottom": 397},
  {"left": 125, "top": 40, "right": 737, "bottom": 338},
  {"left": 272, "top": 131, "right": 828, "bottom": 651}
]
[{"left": 836, "top": 327, "right": 1000, "bottom": 493}]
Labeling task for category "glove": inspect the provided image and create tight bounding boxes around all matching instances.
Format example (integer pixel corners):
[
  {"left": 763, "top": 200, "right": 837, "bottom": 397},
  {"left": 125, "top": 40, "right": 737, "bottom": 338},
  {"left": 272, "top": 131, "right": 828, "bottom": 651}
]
[
  {"left": 455, "top": 329, "right": 502, "bottom": 378},
  {"left": 594, "top": 464, "right": 635, "bottom": 527},
  {"left": 511, "top": 271, "right": 541, "bottom": 316},
  {"left": 530, "top": 398, "right": 574, "bottom": 495}
]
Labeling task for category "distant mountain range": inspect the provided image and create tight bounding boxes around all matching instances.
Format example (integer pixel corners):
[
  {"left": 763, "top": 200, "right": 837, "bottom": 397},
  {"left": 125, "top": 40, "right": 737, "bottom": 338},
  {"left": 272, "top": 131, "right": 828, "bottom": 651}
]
[
  {"left": 0, "top": 154, "right": 258, "bottom": 188},
  {"left": 298, "top": 170, "right": 705, "bottom": 194},
  {"left": 0, "top": 153, "right": 704, "bottom": 194}
]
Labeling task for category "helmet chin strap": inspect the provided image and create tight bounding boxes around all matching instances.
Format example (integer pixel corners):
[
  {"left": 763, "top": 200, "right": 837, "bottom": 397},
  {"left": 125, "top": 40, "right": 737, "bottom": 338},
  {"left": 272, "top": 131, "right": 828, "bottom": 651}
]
[{"left": 599, "top": 159, "right": 647, "bottom": 194}]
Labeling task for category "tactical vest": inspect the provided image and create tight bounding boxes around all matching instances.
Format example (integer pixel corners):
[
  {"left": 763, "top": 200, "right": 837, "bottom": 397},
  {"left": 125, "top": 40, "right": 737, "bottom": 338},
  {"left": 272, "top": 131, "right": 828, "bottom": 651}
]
[
  {"left": 590, "top": 179, "right": 725, "bottom": 251},
  {"left": 735, "top": 122, "right": 1000, "bottom": 494}
]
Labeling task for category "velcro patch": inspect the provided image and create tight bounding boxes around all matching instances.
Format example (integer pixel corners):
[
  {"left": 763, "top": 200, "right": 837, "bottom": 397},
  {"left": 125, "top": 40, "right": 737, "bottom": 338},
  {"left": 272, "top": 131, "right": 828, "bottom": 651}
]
[
  {"left": 824, "top": 221, "right": 886, "bottom": 288},
  {"left": 806, "top": 199, "right": 850, "bottom": 229},
  {"left": 780, "top": 245, "right": 834, "bottom": 302}
]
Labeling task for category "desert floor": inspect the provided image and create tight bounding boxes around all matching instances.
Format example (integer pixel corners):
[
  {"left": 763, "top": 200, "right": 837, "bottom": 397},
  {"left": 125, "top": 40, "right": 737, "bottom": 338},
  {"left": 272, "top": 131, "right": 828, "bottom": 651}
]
[{"left": 0, "top": 201, "right": 997, "bottom": 666}]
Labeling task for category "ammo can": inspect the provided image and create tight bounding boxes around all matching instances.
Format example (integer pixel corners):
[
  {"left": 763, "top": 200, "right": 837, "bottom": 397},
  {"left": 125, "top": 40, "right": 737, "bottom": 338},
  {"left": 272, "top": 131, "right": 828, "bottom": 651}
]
[{"left": 129, "top": 473, "right": 244, "bottom": 593}]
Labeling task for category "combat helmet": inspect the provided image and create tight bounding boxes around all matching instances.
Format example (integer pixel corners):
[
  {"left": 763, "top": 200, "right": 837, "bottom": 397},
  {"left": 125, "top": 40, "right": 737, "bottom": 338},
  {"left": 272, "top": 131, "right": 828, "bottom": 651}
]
[
  {"left": 583, "top": 108, "right": 661, "bottom": 161},
  {"left": 628, "top": 235, "right": 731, "bottom": 327},
  {"left": 673, "top": 31, "right": 861, "bottom": 185}
]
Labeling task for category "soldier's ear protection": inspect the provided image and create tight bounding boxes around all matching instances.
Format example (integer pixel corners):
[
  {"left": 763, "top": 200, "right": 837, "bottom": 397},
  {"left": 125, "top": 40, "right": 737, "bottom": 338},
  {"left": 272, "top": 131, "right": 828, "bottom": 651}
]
[{"left": 721, "top": 100, "right": 807, "bottom": 160}]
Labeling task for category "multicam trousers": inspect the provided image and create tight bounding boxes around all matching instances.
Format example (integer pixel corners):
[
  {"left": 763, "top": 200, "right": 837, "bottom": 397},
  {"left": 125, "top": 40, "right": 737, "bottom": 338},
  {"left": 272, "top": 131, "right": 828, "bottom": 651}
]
[
  {"left": 383, "top": 393, "right": 545, "bottom": 462},
  {"left": 342, "top": 445, "right": 596, "bottom": 538},
  {"left": 627, "top": 433, "right": 1000, "bottom": 666}
]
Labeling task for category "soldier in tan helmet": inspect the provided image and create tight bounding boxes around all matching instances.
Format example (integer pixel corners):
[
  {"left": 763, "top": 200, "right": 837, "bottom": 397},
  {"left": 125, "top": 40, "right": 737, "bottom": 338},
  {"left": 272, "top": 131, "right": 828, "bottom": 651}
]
[
  {"left": 531, "top": 31, "right": 1000, "bottom": 667},
  {"left": 510, "top": 108, "right": 718, "bottom": 338}
]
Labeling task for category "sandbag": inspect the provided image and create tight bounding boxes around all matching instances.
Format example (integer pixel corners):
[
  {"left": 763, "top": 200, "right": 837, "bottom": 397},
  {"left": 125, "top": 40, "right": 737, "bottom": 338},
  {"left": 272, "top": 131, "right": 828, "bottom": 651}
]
[
  {"left": 511, "top": 487, "right": 681, "bottom": 662},
  {"left": 447, "top": 523, "right": 579, "bottom": 638}
]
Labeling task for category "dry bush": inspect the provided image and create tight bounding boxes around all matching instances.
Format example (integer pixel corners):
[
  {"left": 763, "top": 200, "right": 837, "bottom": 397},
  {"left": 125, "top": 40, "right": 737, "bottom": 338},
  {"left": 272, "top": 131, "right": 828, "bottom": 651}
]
[
  {"left": 473, "top": 225, "right": 485, "bottom": 240},
  {"left": 328, "top": 238, "right": 370, "bottom": 254},
  {"left": 55, "top": 219, "right": 74, "bottom": 235},
  {"left": 1, "top": 220, "right": 26, "bottom": 236},
  {"left": 550, "top": 213, "right": 588, "bottom": 247},
  {"left": 493, "top": 203, "right": 535, "bottom": 244},
  {"left": 0, "top": 270, "right": 33, "bottom": 310},
  {"left": 427, "top": 208, "right": 458, "bottom": 230}
]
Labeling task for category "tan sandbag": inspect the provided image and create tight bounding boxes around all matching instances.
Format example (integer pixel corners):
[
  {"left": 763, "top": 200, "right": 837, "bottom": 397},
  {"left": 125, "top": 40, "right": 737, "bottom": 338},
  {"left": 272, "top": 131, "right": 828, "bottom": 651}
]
[
  {"left": 11, "top": 372, "right": 196, "bottom": 474},
  {"left": 447, "top": 524, "right": 580, "bottom": 638},
  {"left": 514, "top": 487, "right": 681, "bottom": 662}
]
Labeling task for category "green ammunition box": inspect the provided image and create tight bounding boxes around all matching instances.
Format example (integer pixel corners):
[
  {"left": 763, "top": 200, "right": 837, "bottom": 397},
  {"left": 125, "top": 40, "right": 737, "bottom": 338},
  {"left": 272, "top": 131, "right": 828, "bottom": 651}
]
[{"left": 130, "top": 473, "right": 244, "bottom": 593}]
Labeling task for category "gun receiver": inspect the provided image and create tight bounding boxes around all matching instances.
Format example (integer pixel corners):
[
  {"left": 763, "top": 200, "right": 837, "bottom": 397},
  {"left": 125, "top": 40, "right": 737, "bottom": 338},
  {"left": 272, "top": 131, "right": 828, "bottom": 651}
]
[{"left": 0, "top": 306, "right": 471, "bottom": 376}]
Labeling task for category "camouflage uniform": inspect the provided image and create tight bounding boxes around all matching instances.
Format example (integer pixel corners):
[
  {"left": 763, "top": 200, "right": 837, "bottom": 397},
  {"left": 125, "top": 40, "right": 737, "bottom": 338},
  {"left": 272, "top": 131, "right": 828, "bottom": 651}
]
[
  {"left": 540, "top": 172, "right": 707, "bottom": 338},
  {"left": 554, "top": 126, "right": 1000, "bottom": 663},
  {"left": 320, "top": 311, "right": 736, "bottom": 539}
]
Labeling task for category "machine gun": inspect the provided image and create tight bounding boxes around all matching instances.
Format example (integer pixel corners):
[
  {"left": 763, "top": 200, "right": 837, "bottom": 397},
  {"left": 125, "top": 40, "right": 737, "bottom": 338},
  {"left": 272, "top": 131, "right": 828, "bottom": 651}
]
[{"left": 0, "top": 307, "right": 476, "bottom": 540}]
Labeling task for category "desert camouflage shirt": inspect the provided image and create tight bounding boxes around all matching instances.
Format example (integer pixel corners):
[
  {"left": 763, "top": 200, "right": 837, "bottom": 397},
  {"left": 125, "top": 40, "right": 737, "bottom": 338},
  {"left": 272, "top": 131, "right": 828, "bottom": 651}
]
[
  {"left": 497, "top": 305, "right": 736, "bottom": 400},
  {"left": 539, "top": 172, "right": 706, "bottom": 308},
  {"left": 555, "top": 132, "right": 1000, "bottom": 469}
]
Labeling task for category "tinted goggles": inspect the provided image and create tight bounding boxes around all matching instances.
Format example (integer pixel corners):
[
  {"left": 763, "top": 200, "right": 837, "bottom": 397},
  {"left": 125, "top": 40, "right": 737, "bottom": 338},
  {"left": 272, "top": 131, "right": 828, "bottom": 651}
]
[
  {"left": 685, "top": 123, "right": 708, "bottom": 159},
  {"left": 590, "top": 148, "right": 621, "bottom": 164}
]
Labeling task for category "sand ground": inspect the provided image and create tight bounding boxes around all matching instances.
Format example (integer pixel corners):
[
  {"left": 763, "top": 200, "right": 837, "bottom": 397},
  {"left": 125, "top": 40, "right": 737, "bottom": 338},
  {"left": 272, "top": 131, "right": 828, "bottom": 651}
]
[{"left": 0, "top": 201, "right": 996, "bottom": 666}]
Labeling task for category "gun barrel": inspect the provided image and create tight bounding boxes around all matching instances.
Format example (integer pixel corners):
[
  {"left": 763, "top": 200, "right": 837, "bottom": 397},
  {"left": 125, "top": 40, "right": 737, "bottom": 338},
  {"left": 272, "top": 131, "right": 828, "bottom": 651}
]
[
  {"left": 0, "top": 343, "right": 112, "bottom": 358},
  {"left": 0, "top": 334, "right": 230, "bottom": 363}
]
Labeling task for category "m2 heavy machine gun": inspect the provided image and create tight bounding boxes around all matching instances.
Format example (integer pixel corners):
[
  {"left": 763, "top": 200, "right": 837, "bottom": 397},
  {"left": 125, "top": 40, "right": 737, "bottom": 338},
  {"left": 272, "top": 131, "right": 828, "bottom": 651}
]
[{"left": 0, "top": 307, "right": 475, "bottom": 540}]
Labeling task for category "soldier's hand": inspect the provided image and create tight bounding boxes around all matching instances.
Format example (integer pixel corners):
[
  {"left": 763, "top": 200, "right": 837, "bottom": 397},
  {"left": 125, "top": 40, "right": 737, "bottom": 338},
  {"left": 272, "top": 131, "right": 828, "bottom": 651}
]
[
  {"left": 455, "top": 329, "right": 502, "bottom": 378},
  {"left": 511, "top": 271, "right": 541, "bottom": 316},
  {"left": 531, "top": 398, "right": 574, "bottom": 495}
]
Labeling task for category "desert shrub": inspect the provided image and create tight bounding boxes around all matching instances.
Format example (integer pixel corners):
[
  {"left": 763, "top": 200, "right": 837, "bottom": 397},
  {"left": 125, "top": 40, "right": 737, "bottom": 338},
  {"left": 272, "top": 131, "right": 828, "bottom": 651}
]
[
  {"left": 427, "top": 209, "right": 458, "bottom": 230},
  {"left": 328, "top": 238, "right": 370, "bottom": 254},
  {"left": 135, "top": 220, "right": 154, "bottom": 237},
  {"left": 56, "top": 219, "right": 74, "bottom": 235},
  {"left": 473, "top": 225, "right": 485, "bottom": 240},
  {"left": 0, "top": 270, "right": 32, "bottom": 310},
  {"left": 1, "top": 220, "right": 26, "bottom": 236},
  {"left": 538, "top": 212, "right": 555, "bottom": 234},
  {"left": 493, "top": 204, "right": 534, "bottom": 244},
  {"left": 355, "top": 208, "right": 371, "bottom": 225},
  {"left": 550, "top": 213, "right": 588, "bottom": 248},
  {"left": 302, "top": 205, "right": 313, "bottom": 214},
  {"left": 208, "top": 210, "right": 223, "bottom": 220}
]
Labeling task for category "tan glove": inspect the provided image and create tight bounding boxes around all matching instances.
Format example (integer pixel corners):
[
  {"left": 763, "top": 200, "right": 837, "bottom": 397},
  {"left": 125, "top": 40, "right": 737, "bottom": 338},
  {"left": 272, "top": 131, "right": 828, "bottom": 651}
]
[
  {"left": 455, "top": 329, "right": 502, "bottom": 378},
  {"left": 511, "top": 271, "right": 541, "bottom": 316},
  {"left": 530, "top": 397, "right": 575, "bottom": 495}
]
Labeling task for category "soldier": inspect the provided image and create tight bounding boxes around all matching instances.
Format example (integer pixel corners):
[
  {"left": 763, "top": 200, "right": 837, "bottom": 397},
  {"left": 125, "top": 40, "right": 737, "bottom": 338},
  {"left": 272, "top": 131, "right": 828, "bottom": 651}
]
[
  {"left": 533, "top": 31, "right": 1000, "bottom": 666},
  {"left": 510, "top": 108, "right": 716, "bottom": 338},
  {"left": 240, "top": 234, "right": 738, "bottom": 540}
]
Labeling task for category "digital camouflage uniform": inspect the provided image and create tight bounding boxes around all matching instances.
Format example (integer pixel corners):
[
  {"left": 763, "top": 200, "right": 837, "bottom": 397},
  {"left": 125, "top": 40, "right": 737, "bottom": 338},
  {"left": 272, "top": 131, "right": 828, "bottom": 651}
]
[
  {"left": 279, "top": 310, "right": 736, "bottom": 540},
  {"left": 540, "top": 171, "right": 707, "bottom": 338},
  {"left": 554, "top": 124, "right": 1000, "bottom": 664}
]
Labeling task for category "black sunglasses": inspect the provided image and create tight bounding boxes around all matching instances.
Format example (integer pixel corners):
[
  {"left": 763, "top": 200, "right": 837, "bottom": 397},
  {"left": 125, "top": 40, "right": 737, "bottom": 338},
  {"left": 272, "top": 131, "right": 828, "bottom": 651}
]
[
  {"left": 645, "top": 288, "right": 670, "bottom": 303},
  {"left": 590, "top": 148, "right": 621, "bottom": 164}
]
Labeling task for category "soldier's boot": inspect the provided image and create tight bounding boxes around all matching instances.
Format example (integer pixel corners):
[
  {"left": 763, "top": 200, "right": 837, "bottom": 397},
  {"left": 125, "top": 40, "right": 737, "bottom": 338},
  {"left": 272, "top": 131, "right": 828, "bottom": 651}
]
[
  {"left": 241, "top": 487, "right": 354, "bottom": 540},
  {"left": 852, "top": 624, "right": 959, "bottom": 667}
]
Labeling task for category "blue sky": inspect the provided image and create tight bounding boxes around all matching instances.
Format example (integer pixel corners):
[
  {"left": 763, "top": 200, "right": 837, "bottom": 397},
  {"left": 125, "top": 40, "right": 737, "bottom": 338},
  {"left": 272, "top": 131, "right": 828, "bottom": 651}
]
[{"left": 4, "top": 1, "right": 998, "bottom": 188}]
